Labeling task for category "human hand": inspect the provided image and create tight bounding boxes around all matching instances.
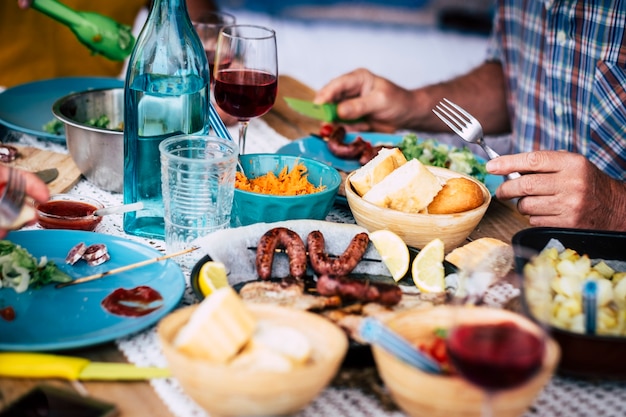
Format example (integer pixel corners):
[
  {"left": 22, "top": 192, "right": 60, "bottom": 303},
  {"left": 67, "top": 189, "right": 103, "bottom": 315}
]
[
  {"left": 314, "top": 68, "right": 417, "bottom": 133},
  {"left": 0, "top": 167, "right": 50, "bottom": 238},
  {"left": 486, "top": 150, "right": 626, "bottom": 231}
]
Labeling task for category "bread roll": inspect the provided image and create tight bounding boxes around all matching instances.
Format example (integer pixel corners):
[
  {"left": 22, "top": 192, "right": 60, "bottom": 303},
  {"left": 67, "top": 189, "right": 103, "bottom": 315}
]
[
  {"left": 350, "top": 147, "right": 406, "bottom": 196},
  {"left": 363, "top": 159, "right": 442, "bottom": 213},
  {"left": 445, "top": 237, "right": 514, "bottom": 279},
  {"left": 427, "top": 177, "right": 484, "bottom": 214},
  {"left": 174, "top": 287, "right": 257, "bottom": 363}
]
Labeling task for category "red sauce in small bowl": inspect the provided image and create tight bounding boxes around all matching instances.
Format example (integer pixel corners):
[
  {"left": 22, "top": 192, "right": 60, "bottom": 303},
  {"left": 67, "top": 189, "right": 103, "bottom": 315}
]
[{"left": 36, "top": 195, "right": 103, "bottom": 231}]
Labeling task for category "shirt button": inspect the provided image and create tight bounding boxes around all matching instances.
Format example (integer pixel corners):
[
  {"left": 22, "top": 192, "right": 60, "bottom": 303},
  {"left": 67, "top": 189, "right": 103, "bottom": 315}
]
[
  {"left": 557, "top": 31, "right": 567, "bottom": 45},
  {"left": 554, "top": 104, "right": 564, "bottom": 117}
]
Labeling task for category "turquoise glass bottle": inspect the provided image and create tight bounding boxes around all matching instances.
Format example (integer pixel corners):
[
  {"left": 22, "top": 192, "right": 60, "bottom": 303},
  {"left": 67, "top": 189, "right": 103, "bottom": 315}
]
[{"left": 123, "top": 0, "right": 210, "bottom": 239}]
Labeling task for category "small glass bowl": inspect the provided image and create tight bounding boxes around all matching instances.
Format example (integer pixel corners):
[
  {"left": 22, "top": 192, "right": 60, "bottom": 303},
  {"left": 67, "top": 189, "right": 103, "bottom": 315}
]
[{"left": 36, "top": 194, "right": 104, "bottom": 231}]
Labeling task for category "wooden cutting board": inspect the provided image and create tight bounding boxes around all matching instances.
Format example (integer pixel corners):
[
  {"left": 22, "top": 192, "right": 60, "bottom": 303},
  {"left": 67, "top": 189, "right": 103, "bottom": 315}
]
[{"left": 1, "top": 145, "right": 82, "bottom": 194}]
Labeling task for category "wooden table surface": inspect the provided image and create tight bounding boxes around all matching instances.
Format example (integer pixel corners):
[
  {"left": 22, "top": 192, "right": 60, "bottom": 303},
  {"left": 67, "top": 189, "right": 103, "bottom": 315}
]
[{"left": 0, "top": 75, "right": 530, "bottom": 415}]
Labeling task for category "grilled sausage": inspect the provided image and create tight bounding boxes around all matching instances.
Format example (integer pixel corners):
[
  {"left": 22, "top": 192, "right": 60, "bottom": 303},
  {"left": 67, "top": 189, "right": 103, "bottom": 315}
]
[
  {"left": 65, "top": 242, "right": 87, "bottom": 265},
  {"left": 0, "top": 145, "right": 18, "bottom": 163},
  {"left": 307, "top": 230, "right": 369, "bottom": 276},
  {"left": 256, "top": 227, "right": 307, "bottom": 280},
  {"left": 358, "top": 144, "right": 394, "bottom": 165},
  {"left": 327, "top": 135, "right": 370, "bottom": 159},
  {"left": 325, "top": 125, "right": 370, "bottom": 160},
  {"left": 316, "top": 274, "right": 402, "bottom": 306}
]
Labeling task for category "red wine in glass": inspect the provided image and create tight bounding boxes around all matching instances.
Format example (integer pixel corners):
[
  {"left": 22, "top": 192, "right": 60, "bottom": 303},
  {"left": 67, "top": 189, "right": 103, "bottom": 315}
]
[
  {"left": 206, "top": 51, "right": 232, "bottom": 85},
  {"left": 214, "top": 68, "right": 278, "bottom": 119},
  {"left": 446, "top": 321, "right": 545, "bottom": 391}
]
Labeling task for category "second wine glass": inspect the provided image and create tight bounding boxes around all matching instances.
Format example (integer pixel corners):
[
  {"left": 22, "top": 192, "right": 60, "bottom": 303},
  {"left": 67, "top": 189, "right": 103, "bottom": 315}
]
[
  {"left": 445, "top": 263, "right": 551, "bottom": 417},
  {"left": 213, "top": 24, "right": 278, "bottom": 154},
  {"left": 191, "top": 11, "right": 236, "bottom": 86}
]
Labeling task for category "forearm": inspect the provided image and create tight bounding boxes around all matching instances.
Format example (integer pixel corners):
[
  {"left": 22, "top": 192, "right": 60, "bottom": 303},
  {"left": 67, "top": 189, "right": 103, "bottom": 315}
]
[
  {"left": 404, "top": 61, "right": 511, "bottom": 134},
  {"left": 608, "top": 179, "right": 626, "bottom": 231}
]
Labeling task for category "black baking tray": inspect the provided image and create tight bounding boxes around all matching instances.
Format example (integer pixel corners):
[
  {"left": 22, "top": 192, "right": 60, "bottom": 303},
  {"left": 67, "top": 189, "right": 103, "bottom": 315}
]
[
  {"left": 513, "top": 227, "right": 626, "bottom": 379},
  {"left": 190, "top": 246, "right": 458, "bottom": 368}
]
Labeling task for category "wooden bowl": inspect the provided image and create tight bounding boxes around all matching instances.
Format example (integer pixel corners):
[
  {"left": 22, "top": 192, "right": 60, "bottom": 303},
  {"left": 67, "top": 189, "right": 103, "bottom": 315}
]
[
  {"left": 158, "top": 303, "right": 348, "bottom": 417},
  {"left": 345, "top": 166, "right": 490, "bottom": 250},
  {"left": 372, "top": 306, "right": 560, "bottom": 417}
]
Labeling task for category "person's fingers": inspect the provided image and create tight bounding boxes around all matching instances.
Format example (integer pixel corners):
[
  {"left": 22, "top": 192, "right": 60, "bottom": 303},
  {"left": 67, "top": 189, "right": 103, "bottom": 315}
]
[
  {"left": 487, "top": 151, "right": 548, "bottom": 175},
  {"left": 314, "top": 68, "right": 375, "bottom": 104},
  {"left": 17, "top": 170, "right": 50, "bottom": 203}
]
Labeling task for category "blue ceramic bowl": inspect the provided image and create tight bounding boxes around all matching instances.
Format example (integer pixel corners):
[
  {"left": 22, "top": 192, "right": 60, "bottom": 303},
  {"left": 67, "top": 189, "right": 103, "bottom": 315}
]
[{"left": 232, "top": 153, "right": 341, "bottom": 226}]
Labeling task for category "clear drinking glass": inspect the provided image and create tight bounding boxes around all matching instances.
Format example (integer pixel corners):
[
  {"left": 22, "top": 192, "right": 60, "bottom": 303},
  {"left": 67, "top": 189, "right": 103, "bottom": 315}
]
[
  {"left": 159, "top": 135, "right": 238, "bottom": 265},
  {"left": 213, "top": 24, "right": 278, "bottom": 154}
]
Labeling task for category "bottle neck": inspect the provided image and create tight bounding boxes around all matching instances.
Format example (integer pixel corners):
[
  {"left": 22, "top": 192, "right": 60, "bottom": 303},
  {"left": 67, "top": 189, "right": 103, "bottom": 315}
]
[{"left": 149, "top": 0, "right": 190, "bottom": 23}]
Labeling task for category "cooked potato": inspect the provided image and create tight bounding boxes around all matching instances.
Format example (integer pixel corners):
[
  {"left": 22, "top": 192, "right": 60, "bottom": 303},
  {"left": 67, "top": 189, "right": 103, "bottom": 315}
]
[{"left": 525, "top": 246, "right": 626, "bottom": 336}]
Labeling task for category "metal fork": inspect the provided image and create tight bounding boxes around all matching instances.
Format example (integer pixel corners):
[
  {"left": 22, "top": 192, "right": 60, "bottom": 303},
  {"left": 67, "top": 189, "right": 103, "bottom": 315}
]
[
  {"left": 0, "top": 168, "right": 26, "bottom": 228},
  {"left": 433, "top": 98, "right": 520, "bottom": 180}
]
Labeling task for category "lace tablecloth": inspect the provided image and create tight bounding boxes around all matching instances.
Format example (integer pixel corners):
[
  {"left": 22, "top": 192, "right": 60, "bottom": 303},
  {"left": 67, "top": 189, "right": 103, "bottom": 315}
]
[{"left": 8, "top": 119, "right": 626, "bottom": 417}]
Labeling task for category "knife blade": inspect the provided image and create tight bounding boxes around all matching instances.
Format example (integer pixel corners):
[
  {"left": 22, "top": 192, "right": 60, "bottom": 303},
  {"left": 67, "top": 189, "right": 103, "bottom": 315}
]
[
  {"left": 34, "top": 168, "right": 59, "bottom": 184},
  {"left": 284, "top": 97, "right": 362, "bottom": 124},
  {"left": 0, "top": 352, "right": 171, "bottom": 380}
]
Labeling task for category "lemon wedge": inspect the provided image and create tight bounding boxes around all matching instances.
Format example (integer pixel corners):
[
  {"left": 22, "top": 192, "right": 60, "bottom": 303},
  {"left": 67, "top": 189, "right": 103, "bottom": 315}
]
[
  {"left": 412, "top": 238, "right": 445, "bottom": 293},
  {"left": 198, "top": 261, "right": 229, "bottom": 297},
  {"left": 369, "top": 229, "right": 410, "bottom": 281}
]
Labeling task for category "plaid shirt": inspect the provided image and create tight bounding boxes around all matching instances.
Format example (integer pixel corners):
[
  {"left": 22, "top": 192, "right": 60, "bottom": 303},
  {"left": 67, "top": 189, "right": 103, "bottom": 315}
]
[{"left": 486, "top": 0, "right": 626, "bottom": 180}]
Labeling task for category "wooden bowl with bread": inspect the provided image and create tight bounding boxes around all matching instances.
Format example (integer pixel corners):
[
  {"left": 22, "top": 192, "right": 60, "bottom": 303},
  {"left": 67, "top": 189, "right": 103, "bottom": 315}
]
[
  {"left": 345, "top": 148, "right": 491, "bottom": 250},
  {"left": 158, "top": 288, "right": 348, "bottom": 417}
]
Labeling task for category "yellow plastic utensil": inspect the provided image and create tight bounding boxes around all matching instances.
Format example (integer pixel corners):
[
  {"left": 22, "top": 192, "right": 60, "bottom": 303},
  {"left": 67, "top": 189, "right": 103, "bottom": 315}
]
[{"left": 0, "top": 352, "right": 170, "bottom": 380}]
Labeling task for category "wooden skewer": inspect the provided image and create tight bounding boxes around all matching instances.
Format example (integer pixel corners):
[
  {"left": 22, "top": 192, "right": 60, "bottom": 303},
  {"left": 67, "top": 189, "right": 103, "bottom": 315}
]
[
  {"left": 246, "top": 246, "right": 381, "bottom": 263},
  {"left": 56, "top": 247, "right": 198, "bottom": 289}
]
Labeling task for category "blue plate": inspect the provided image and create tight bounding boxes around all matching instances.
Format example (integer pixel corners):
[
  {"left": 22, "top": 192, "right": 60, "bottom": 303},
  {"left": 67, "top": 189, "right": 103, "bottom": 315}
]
[
  {"left": 277, "top": 133, "right": 503, "bottom": 195},
  {"left": 0, "top": 77, "right": 124, "bottom": 143},
  {"left": 0, "top": 230, "right": 185, "bottom": 351}
]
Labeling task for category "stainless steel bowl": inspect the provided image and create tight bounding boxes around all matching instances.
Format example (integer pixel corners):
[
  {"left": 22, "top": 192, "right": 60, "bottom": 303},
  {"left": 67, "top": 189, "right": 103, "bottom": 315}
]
[{"left": 52, "top": 88, "right": 124, "bottom": 193}]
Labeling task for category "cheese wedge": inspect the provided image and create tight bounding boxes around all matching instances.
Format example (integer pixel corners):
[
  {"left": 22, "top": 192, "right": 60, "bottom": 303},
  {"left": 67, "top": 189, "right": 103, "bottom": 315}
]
[
  {"left": 363, "top": 159, "right": 442, "bottom": 213},
  {"left": 229, "top": 343, "right": 295, "bottom": 373},
  {"left": 248, "top": 320, "right": 312, "bottom": 365},
  {"left": 445, "top": 237, "right": 514, "bottom": 279},
  {"left": 174, "top": 287, "right": 256, "bottom": 363},
  {"left": 350, "top": 147, "right": 407, "bottom": 196}
]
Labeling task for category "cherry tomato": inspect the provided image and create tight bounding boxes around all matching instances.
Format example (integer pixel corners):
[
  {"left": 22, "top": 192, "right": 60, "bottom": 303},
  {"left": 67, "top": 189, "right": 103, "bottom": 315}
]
[{"left": 319, "top": 123, "right": 334, "bottom": 138}]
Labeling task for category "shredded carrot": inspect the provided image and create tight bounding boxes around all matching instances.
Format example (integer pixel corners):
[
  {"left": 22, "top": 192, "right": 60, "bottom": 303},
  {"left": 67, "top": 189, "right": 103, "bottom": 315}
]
[{"left": 235, "top": 162, "right": 327, "bottom": 196}]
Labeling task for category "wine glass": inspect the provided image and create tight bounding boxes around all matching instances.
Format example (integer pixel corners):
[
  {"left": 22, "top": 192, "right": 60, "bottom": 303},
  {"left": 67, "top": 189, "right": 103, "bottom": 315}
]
[
  {"left": 445, "top": 261, "right": 549, "bottom": 417},
  {"left": 191, "top": 11, "right": 236, "bottom": 86},
  {"left": 213, "top": 24, "right": 278, "bottom": 154}
]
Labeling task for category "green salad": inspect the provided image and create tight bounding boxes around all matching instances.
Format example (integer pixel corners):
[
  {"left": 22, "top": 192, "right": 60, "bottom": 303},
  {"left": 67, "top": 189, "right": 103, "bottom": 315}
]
[
  {"left": 398, "top": 133, "right": 488, "bottom": 183},
  {"left": 0, "top": 241, "right": 71, "bottom": 293},
  {"left": 42, "top": 115, "right": 119, "bottom": 135},
  {"left": 42, "top": 119, "right": 64, "bottom": 135}
]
